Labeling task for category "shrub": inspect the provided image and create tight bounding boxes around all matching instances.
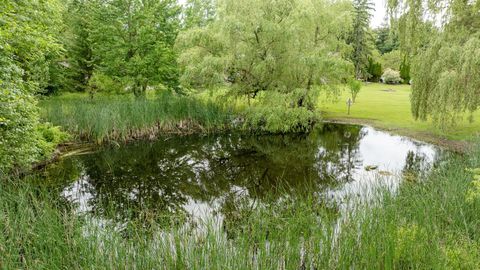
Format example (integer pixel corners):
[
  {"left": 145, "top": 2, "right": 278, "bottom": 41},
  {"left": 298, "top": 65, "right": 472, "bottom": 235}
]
[
  {"left": 35, "top": 123, "right": 69, "bottom": 160},
  {"left": 381, "top": 68, "right": 403, "bottom": 84},
  {"left": 366, "top": 57, "right": 382, "bottom": 82},
  {"left": 87, "top": 72, "right": 126, "bottom": 96},
  {"left": 400, "top": 57, "right": 411, "bottom": 82}
]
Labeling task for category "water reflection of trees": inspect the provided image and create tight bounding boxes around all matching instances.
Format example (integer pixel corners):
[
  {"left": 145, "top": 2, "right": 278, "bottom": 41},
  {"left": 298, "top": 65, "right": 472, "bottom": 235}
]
[
  {"left": 52, "top": 124, "right": 368, "bottom": 225},
  {"left": 402, "top": 150, "right": 435, "bottom": 181}
]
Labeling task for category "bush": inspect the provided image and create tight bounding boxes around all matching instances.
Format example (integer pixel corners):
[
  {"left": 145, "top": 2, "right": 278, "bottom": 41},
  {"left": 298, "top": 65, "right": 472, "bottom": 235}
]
[
  {"left": 381, "top": 68, "right": 403, "bottom": 84},
  {"left": 87, "top": 72, "right": 126, "bottom": 96},
  {"left": 366, "top": 57, "right": 382, "bottom": 82},
  {"left": 400, "top": 57, "right": 411, "bottom": 82},
  {"left": 35, "top": 123, "right": 69, "bottom": 160}
]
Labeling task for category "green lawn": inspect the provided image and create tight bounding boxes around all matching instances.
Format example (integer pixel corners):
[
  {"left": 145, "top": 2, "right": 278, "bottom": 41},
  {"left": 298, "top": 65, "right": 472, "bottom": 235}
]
[{"left": 319, "top": 83, "right": 480, "bottom": 145}]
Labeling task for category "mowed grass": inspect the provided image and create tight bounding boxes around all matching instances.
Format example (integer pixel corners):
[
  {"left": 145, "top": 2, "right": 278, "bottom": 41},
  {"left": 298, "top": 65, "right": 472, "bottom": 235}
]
[{"left": 319, "top": 83, "right": 480, "bottom": 142}]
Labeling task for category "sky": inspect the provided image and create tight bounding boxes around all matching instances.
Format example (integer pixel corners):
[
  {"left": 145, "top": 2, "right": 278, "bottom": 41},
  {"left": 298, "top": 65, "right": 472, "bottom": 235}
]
[{"left": 371, "top": 0, "right": 388, "bottom": 28}]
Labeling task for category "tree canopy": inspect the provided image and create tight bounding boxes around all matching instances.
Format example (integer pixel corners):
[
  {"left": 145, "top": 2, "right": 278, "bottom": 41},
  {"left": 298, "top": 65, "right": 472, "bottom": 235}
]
[
  {"left": 389, "top": 0, "right": 480, "bottom": 127},
  {"left": 177, "top": 0, "right": 353, "bottom": 103},
  {"left": 89, "top": 0, "right": 181, "bottom": 96},
  {"left": 0, "top": 0, "right": 64, "bottom": 175},
  {"left": 176, "top": 0, "right": 354, "bottom": 132}
]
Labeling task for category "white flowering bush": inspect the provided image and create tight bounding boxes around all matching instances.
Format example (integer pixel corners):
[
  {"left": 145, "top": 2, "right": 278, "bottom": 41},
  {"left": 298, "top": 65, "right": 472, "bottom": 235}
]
[{"left": 381, "top": 68, "right": 403, "bottom": 84}]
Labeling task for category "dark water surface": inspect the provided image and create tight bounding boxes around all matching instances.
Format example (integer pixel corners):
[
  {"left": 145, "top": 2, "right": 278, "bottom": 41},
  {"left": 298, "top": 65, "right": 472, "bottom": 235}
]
[{"left": 44, "top": 124, "right": 441, "bottom": 225}]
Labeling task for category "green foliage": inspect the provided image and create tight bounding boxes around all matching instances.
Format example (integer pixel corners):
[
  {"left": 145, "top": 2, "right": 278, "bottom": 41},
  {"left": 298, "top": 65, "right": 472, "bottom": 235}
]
[
  {"left": 89, "top": 0, "right": 181, "bottom": 97},
  {"left": 373, "top": 24, "right": 399, "bottom": 54},
  {"left": 388, "top": 0, "right": 480, "bottom": 128},
  {"left": 61, "top": 0, "right": 97, "bottom": 92},
  {"left": 177, "top": 0, "right": 353, "bottom": 131},
  {"left": 0, "top": 0, "right": 65, "bottom": 175},
  {"left": 444, "top": 239, "right": 480, "bottom": 270},
  {"left": 393, "top": 223, "right": 430, "bottom": 267},
  {"left": 242, "top": 90, "right": 320, "bottom": 133},
  {"left": 87, "top": 72, "right": 126, "bottom": 95},
  {"left": 411, "top": 33, "right": 480, "bottom": 127},
  {"left": 35, "top": 123, "right": 69, "bottom": 160},
  {"left": 399, "top": 56, "right": 411, "bottom": 83},
  {"left": 348, "top": 79, "right": 362, "bottom": 103},
  {"left": 366, "top": 57, "right": 382, "bottom": 82},
  {"left": 381, "top": 68, "right": 402, "bottom": 84},
  {"left": 348, "top": 0, "right": 374, "bottom": 79},
  {"left": 0, "top": 0, "right": 64, "bottom": 95},
  {"left": 0, "top": 77, "right": 39, "bottom": 176},
  {"left": 182, "top": 0, "right": 216, "bottom": 29},
  {"left": 380, "top": 50, "right": 402, "bottom": 70}
]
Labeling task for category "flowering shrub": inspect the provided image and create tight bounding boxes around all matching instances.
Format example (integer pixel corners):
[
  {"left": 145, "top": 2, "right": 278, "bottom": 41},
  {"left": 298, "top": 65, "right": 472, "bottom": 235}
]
[{"left": 381, "top": 68, "right": 403, "bottom": 84}]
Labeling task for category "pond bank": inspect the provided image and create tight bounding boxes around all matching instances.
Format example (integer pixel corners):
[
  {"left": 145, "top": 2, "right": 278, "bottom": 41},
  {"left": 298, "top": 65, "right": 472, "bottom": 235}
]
[
  {"left": 320, "top": 83, "right": 480, "bottom": 152},
  {"left": 325, "top": 118, "right": 469, "bottom": 153},
  {"left": 3, "top": 137, "right": 480, "bottom": 269}
]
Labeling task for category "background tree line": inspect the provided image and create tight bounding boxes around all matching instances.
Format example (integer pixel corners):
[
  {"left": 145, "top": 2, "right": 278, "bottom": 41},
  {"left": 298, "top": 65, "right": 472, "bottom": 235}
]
[{"left": 1, "top": 0, "right": 480, "bottom": 175}]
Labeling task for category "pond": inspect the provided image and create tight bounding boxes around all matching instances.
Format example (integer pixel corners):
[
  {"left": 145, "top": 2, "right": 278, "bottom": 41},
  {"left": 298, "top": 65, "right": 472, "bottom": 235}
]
[{"left": 44, "top": 123, "right": 442, "bottom": 227}]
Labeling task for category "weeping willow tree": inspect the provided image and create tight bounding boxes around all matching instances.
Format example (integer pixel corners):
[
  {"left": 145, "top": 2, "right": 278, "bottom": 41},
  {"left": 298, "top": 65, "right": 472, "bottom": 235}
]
[
  {"left": 176, "top": 0, "right": 353, "bottom": 132},
  {"left": 389, "top": 0, "right": 480, "bottom": 127}
]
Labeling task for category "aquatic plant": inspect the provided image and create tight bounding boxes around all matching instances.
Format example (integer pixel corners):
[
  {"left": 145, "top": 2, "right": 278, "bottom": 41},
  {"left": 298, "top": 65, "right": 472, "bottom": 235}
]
[
  {"left": 2, "top": 144, "right": 480, "bottom": 269},
  {"left": 39, "top": 92, "right": 233, "bottom": 143}
]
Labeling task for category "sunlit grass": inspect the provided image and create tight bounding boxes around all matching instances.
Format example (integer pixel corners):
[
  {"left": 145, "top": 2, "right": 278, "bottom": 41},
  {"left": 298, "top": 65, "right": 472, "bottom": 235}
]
[{"left": 319, "top": 83, "right": 480, "bottom": 141}]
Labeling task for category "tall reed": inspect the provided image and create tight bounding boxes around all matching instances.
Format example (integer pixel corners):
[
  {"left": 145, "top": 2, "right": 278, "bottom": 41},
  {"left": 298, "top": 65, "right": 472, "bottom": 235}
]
[
  {"left": 2, "top": 146, "right": 480, "bottom": 269},
  {"left": 39, "top": 92, "right": 233, "bottom": 143}
]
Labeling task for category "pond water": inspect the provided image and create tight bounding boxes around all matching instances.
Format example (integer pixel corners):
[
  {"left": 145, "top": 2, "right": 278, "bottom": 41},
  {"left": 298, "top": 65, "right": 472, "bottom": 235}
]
[{"left": 44, "top": 124, "right": 441, "bottom": 227}]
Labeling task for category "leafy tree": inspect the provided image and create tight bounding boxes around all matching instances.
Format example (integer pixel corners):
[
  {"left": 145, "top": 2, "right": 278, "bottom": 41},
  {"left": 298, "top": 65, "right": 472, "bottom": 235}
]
[
  {"left": 90, "top": 0, "right": 181, "bottom": 97},
  {"left": 373, "top": 24, "right": 399, "bottom": 54},
  {"left": 389, "top": 0, "right": 480, "bottom": 127},
  {"left": 182, "top": 0, "right": 216, "bottom": 29},
  {"left": 380, "top": 50, "right": 402, "bottom": 70},
  {"left": 0, "top": 0, "right": 64, "bottom": 175},
  {"left": 177, "top": 0, "right": 353, "bottom": 132},
  {"left": 348, "top": 79, "right": 362, "bottom": 103},
  {"left": 348, "top": 0, "right": 374, "bottom": 79}
]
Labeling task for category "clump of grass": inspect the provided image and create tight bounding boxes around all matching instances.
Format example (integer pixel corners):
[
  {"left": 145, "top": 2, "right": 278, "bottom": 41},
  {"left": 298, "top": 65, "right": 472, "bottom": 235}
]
[
  {"left": 2, "top": 145, "right": 480, "bottom": 268},
  {"left": 39, "top": 92, "right": 233, "bottom": 143}
]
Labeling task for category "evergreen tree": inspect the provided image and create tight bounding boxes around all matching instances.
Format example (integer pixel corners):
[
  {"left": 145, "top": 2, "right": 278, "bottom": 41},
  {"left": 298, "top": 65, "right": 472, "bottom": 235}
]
[
  {"left": 349, "top": 0, "right": 374, "bottom": 79},
  {"left": 366, "top": 57, "right": 382, "bottom": 82},
  {"left": 62, "top": 0, "right": 97, "bottom": 92},
  {"left": 374, "top": 24, "right": 399, "bottom": 54}
]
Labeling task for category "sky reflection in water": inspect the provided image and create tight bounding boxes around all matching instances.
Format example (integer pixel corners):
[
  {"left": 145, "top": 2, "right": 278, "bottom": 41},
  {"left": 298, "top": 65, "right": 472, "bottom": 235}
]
[{"left": 46, "top": 124, "right": 440, "bottom": 227}]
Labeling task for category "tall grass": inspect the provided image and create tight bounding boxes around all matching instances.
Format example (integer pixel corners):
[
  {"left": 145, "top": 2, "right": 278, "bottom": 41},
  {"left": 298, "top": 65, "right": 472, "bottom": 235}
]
[
  {"left": 2, "top": 147, "right": 480, "bottom": 269},
  {"left": 39, "top": 92, "right": 233, "bottom": 143}
]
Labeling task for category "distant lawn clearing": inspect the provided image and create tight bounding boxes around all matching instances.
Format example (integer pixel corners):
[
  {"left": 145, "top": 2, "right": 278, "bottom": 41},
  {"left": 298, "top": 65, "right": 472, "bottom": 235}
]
[{"left": 319, "top": 83, "right": 480, "bottom": 148}]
